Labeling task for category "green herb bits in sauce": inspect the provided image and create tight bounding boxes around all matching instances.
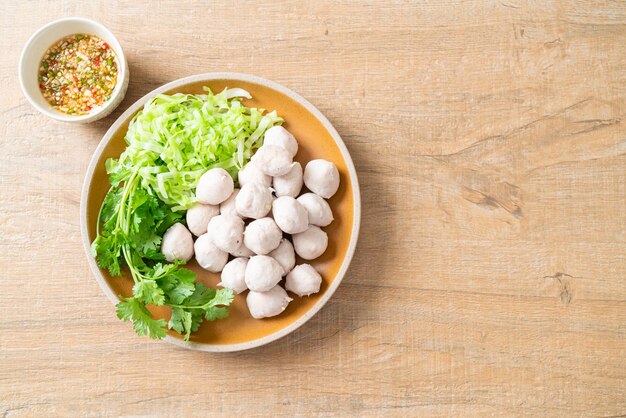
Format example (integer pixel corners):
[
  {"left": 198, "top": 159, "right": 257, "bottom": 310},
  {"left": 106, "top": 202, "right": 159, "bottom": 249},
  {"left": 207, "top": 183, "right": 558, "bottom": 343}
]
[{"left": 38, "top": 34, "right": 118, "bottom": 115}]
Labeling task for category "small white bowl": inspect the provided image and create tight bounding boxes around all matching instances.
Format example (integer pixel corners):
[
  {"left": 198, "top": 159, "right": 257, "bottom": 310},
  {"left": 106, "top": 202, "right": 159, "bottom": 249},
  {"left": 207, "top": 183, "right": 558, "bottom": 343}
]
[{"left": 19, "top": 17, "right": 129, "bottom": 123}]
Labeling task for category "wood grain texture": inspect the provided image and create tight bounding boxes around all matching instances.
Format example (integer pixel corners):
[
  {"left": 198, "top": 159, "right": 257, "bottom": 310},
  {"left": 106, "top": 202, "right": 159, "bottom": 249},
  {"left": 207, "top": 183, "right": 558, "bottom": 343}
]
[{"left": 1, "top": 1, "right": 624, "bottom": 416}]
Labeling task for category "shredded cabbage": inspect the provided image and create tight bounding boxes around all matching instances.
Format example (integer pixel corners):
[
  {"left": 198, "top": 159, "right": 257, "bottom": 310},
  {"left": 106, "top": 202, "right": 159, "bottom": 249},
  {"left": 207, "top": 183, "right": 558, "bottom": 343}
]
[{"left": 106, "top": 87, "right": 283, "bottom": 211}]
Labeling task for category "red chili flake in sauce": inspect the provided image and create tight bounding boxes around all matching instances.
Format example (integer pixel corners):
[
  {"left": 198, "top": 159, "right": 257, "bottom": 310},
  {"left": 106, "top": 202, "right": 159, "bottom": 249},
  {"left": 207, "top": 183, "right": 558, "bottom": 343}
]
[{"left": 38, "top": 33, "right": 118, "bottom": 115}]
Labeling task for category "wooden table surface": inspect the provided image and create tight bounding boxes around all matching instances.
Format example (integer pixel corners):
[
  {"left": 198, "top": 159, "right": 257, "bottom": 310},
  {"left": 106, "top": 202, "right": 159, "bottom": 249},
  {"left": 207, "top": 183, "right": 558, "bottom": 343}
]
[{"left": 1, "top": 1, "right": 625, "bottom": 416}]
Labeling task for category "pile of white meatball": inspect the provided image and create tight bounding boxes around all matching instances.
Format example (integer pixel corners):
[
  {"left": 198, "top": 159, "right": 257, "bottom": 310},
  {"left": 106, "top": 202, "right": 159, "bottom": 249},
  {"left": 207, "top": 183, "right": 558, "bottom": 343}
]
[{"left": 160, "top": 126, "right": 340, "bottom": 319}]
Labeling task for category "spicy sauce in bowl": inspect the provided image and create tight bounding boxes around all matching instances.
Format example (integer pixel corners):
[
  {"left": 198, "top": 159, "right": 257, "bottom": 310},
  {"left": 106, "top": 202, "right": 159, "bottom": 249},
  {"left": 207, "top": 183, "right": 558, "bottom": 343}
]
[
  {"left": 19, "top": 18, "right": 129, "bottom": 123},
  {"left": 39, "top": 34, "right": 118, "bottom": 115}
]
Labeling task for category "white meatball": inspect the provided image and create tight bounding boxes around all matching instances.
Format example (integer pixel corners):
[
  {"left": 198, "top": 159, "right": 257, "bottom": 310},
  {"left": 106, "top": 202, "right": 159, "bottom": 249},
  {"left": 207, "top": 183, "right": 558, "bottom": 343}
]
[
  {"left": 245, "top": 255, "right": 284, "bottom": 292},
  {"left": 273, "top": 162, "right": 303, "bottom": 198},
  {"left": 243, "top": 218, "right": 282, "bottom": 255},
  {"left": 269, "top": 238, "right": 296, "bottom": 276},
  {"left": 292, "top": 226, "right": 328, "bottom": 260},
  {"left": 218, "top": 257, "right": 248, "bottom": 294},
  {"left": 194, "top": 233, "right": 228, "bottom": 273},
  {"left": 251, "top": 145, "right": 293, "bottom": 176},
  {"left": 272, "top": 196, "right": 309, "bottom": 234},
  {"left": 230, "top": 241, "right": 255, "bottom": 258},
  {"left": 196, "top": 168, "right": 234, "bottom": 205},
  {"left": 303, "top": 159, "right": 340, "bottom": 199},
  {"left": 186, "top": 203, "right": 219, "bottom": 236},
  {"left": 236, "top": 182, "right": 273, "bottom": 219},
  {"left": 296, "top": 193, "right": 334, "bottom": 227},
  {"left": 246, "top": 286, "right": 292, "bottom": 319},
  {"left": 286, "top": 264, "right": 322, "bottom": 297},
  {"left": 263, "top": 126, "right": 298, "bottom": 158},
  {"left": 237, "top": 163, "right": 271, "bottom": 188},
  {"left": 219, "top": 188, "right": 240, "bottom": 217},
  {"left": 161, "top": 223, "right": 194, "bottom": 262},
  {"left": 207, "top": 214, "right": 244, "bottom": 253}
]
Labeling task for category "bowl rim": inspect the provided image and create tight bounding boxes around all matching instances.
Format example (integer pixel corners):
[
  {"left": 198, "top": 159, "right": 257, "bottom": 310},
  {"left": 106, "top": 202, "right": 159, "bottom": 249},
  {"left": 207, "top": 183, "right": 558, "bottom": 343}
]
[
  {"left": 80, "top": 72, "right": 361, "bottom": 352},
  {"left": 18, "top": 16, "right": 128, "bottom": 123}
]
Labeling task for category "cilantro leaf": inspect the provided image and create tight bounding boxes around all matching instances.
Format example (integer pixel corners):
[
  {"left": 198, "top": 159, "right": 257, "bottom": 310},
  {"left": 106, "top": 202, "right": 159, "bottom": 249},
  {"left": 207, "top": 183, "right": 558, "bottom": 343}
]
[
  {"left": 208, "top": 288, "right": 235, "bottom": 308},
  {"left": 105, "top": 158, "right": 129, "bottom": 187},
  {"left": 164, "top": 286, "right": 234, "bottom": 340},
  {"left": 125, "top": 188, "right": 181, "bottom": 259},
  {"left": 100, "top": 187, "right": 123, "bottom": 226},
  {"left": 189, "top": 312, "right": 204, "bottom": 334},
  {"left": 163, "top": 278, "right": 195, "bottom": 305},
  {"left": 155, "top": 210, "right": 183, "bottom": 235},
  {"left": 142, "top": 248, "right": 166, "bottom": 262},
  {"left": 133, "top": 279, "right": 165, "bottom": 306},
  {"left": 135, "top": 233, "right": 162, "bottom": 255},
  {"left": 204, "top": 307, "right": 229, "bottom": 321},
  {"left": 92, "top": 234, "right": 122, "bottom": 276},
  {"left": 156, "top": 265, "right": 196, "bottom": 305},
  {"left": 184, "top": 281, "right": 217, "bottom": 307},
  {"left": 116, "top": 297, "right": 167, "bottom": 339},
  {"left": 168, "top": 307, "right": 188, "bottom": 334}
]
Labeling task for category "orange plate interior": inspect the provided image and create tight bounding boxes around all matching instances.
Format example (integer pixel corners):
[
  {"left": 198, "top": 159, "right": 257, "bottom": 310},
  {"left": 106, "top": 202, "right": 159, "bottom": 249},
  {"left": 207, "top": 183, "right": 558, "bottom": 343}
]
[{"left": 85, "top": 78, "right": 354, "bottom": 345}]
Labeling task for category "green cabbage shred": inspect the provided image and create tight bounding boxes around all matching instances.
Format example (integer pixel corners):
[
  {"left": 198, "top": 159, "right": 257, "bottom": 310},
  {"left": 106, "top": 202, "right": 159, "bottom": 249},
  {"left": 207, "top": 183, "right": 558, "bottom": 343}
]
[{"left": 107, "top": 86, "right": 283, "bottom": 211}]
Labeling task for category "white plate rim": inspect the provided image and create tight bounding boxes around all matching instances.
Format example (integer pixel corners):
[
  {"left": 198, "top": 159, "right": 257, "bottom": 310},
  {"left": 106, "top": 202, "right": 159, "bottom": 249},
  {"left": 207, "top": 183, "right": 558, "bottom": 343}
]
[{"left": 80, "top": 72, "right": 361, "bottom": 352}]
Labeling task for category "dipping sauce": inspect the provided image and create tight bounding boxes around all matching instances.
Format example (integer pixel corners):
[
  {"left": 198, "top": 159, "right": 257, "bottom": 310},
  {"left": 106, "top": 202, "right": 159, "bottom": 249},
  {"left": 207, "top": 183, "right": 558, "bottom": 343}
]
[{"left": 38, "top": 34, "right": 118, "bottom": 115}]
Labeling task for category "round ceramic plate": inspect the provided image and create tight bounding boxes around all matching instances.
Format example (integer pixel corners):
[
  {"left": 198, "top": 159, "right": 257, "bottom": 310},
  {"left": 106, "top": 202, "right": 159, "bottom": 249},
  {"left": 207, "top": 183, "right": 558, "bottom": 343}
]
[{"left": 80, "top": 73, "right": 361, "bottom": 351}]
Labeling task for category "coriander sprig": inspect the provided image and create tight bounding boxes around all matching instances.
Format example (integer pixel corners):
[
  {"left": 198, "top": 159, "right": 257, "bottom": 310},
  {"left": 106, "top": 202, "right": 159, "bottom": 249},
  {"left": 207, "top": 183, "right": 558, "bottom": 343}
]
[{"left": 92, "top": 171, "right": 233, "bottom": 340}]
